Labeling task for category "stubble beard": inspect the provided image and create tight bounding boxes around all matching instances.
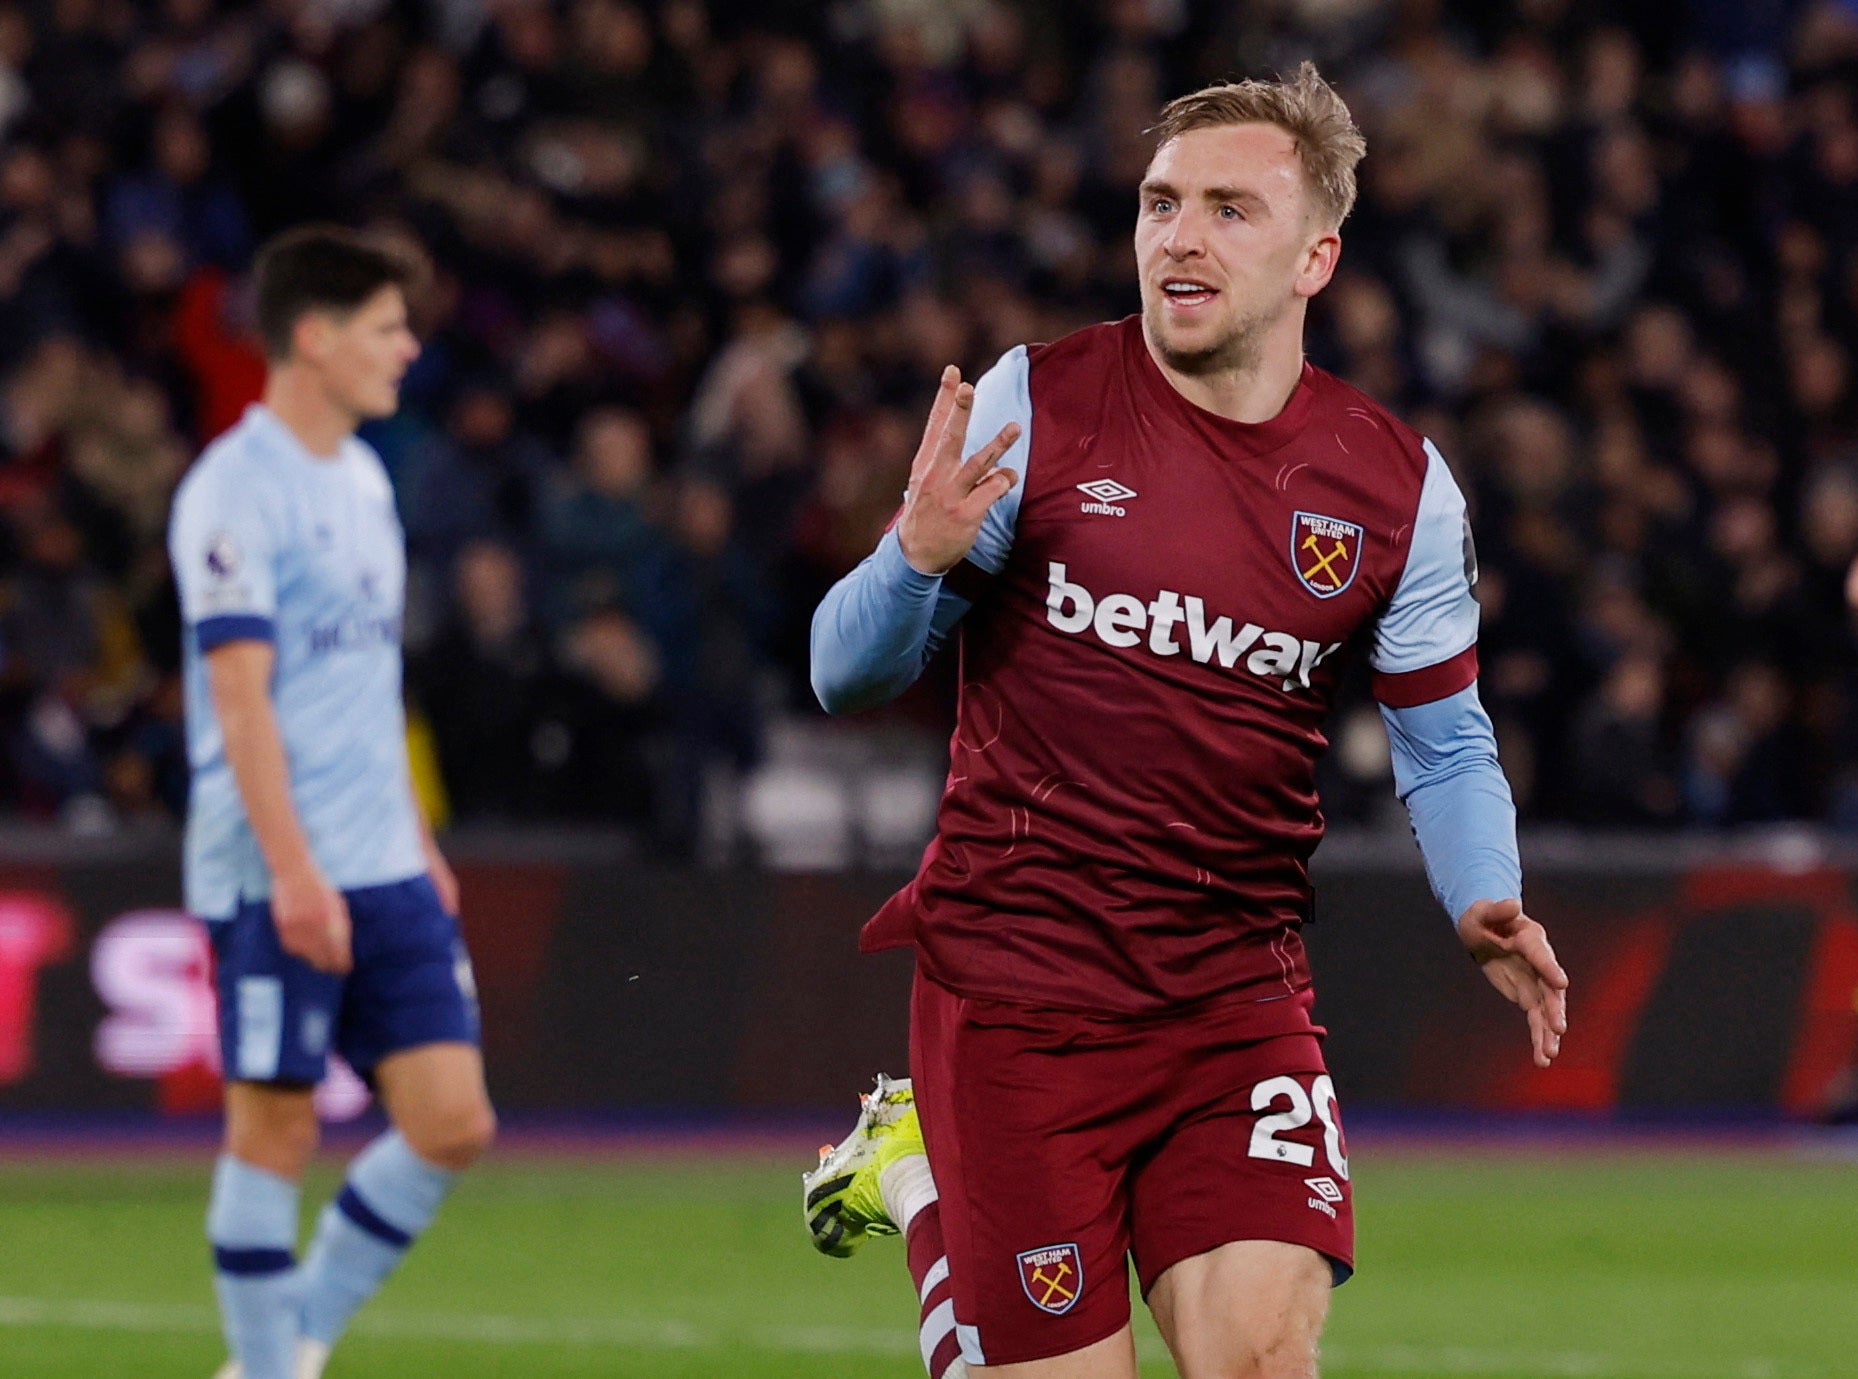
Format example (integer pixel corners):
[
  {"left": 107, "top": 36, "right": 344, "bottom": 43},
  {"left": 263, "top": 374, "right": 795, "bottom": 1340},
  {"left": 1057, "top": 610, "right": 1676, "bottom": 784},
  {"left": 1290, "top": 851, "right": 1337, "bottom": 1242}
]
[{"left": 1145, "top": 293, "right": 1285, "bottom": 379}]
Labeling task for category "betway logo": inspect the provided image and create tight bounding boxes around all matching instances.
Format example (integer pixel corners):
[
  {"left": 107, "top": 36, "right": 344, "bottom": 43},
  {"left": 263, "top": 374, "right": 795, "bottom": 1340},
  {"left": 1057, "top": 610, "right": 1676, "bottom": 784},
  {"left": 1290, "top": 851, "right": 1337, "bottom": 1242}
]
[{"left": 1045, "top": 562, "right": 1340, "bottom": 691}]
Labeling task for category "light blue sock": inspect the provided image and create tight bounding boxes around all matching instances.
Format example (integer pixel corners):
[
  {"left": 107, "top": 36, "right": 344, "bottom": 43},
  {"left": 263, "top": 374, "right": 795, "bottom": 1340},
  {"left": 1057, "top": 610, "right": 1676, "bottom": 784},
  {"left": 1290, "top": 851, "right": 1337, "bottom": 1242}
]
[
  {"left": 207, "top": 1155, "right": 301, "bottom": 1379},
  {"left": 298, "top": 1131, "right": 455, "bottom": 1346}
]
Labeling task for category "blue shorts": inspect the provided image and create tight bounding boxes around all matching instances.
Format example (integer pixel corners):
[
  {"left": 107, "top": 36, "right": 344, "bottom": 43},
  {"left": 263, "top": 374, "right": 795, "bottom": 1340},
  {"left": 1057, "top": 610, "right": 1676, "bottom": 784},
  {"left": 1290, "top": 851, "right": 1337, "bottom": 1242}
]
[{"left": 209, "top": 874, "right": 480, "bottom": 1086}]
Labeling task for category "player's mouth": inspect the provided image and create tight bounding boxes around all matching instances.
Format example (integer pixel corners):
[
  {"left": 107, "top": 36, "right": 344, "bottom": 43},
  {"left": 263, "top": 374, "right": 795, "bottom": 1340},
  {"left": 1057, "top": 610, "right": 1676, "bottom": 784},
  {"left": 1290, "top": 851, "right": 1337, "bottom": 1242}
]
[{"left": 1159, "top": 277, "right": 1219, "bottom": 311}]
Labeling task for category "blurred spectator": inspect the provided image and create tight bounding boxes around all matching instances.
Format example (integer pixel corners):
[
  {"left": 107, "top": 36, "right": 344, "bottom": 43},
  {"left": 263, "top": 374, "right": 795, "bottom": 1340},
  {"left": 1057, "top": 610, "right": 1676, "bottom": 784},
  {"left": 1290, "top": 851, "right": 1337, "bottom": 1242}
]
[
  {"left": 0, "top": 498, "right": 109, "bottom": 819},
  {"left": 1683, "top": 661, "right": 1816, "bottom": 824},
  {"left": 655, "top": 475, "right": 776, "bottom": 848},
  {"left": 414, "top": 540, "right": 551, "bottom": 820},
  {"left": 531, "top": 605, "right": 663, "bottom": 825},
  {"left": 99, "top": 671, "right": 189, "bottom": 826},
  {"left": 1570, "top": 652, "right": 1682, "bottom": 825},
  {"left": 399, "top": 377, "right": 553, "bottom": 574},
  {"left": 540, "top": 404, "right": 677, "bottom": 630},
  {"left": 104, "top": 104, "right": 250, "bottom": 272}
]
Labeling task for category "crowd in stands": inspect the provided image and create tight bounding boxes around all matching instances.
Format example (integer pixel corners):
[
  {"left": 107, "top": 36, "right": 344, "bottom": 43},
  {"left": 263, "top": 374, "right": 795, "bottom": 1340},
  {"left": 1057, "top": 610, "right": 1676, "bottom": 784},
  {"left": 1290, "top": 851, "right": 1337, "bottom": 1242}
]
[{"left": 5, "top": 0, "right": 1858, "bottom": 842}]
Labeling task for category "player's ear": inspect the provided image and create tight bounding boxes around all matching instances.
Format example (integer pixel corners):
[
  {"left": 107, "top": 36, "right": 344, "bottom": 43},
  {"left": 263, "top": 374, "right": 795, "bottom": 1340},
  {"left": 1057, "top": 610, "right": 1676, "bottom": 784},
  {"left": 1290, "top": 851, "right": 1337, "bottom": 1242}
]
[
  {"left": 1295, "top": 228, "right": 1341, "bottom": 300},
  {"left": 291, "top": 310, "right": 334, "bottom": 365}
]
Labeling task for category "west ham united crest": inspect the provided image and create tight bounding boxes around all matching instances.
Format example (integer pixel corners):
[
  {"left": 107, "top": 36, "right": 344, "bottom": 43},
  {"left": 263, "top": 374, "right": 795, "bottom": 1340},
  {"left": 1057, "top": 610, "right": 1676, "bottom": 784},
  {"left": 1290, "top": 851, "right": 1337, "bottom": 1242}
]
[
  {"left": 1291, "top": 511, "right": 1363, "bottom": 599},
  {"left": 1017, "top": 1243, "right": 1083, "bottom": 1315}
]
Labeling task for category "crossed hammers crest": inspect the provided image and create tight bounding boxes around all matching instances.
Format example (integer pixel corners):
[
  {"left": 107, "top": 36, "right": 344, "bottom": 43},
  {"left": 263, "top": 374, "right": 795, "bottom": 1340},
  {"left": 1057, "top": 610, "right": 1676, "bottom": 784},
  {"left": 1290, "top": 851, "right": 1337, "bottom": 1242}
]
[{"left": 1300, "top": 531, "right": 1352, "bottom": 587}]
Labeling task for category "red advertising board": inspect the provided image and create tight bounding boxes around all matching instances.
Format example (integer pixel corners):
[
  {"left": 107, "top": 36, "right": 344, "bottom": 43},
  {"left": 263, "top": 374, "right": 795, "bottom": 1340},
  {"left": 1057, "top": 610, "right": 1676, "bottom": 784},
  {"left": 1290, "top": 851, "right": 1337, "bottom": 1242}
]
[{"left": 0, "top": 843, "right": 1853, "bottom": 1118}]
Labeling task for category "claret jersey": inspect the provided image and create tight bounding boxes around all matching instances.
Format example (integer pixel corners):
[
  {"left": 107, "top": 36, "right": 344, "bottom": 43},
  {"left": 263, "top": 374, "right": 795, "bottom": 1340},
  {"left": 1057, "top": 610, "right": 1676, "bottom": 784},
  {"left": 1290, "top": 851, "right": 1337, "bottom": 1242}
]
[{"left": 861, "top": 317, "right": 1482, "bottom": 1018}]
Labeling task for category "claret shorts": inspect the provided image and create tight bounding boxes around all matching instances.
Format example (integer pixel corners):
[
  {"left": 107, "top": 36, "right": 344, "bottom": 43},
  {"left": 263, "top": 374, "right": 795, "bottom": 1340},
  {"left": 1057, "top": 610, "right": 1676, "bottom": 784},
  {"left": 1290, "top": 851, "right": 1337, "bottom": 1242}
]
[{"left": 909, "top": 971, "right": 1353, "bottom": 1368}]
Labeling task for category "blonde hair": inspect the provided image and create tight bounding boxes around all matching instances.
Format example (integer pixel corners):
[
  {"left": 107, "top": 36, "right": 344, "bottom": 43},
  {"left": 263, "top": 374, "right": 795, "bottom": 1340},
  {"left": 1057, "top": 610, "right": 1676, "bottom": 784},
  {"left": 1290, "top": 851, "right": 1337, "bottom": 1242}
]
[{"left": 1150, "top": 62, "right": 1366, "bottom": 230}]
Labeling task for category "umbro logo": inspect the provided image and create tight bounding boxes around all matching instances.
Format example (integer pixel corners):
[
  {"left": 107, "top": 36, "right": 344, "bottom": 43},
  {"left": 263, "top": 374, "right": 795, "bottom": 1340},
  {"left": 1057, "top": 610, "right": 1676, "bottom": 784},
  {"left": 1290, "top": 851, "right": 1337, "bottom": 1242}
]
[
  {"left": 1305, "top": 1175, "right": 1344, "bottom": 1219},
  {"left": 1077, "top": 479, "right": 1136, "bottom": 516}
]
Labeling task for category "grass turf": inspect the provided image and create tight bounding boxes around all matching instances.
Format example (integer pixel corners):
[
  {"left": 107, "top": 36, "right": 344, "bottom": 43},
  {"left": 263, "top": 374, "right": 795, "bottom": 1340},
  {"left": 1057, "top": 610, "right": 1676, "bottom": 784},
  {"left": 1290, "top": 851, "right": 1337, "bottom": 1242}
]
[{"left": 0, "top": 1142, "right": 1853, "bottom": 1378}]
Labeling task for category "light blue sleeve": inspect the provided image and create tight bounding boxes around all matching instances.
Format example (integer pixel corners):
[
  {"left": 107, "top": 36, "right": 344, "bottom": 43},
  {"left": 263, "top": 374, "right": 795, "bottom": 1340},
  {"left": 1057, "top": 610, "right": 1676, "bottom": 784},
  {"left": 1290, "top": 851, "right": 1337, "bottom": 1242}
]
[
  {"left": 810, "top": 347, "right": 1031, "bottom": 715},
  {"left": 1380, "top": 683, "right": 1521, "bottom": 928},
  {"left": 1370, "top": 439, "right": 1479, "bottom": 679},
  {"left": 956, "top": 347, "right": 1030, "bottom": 581},
  {"left": 168, "top": 456, "right": 281, "bottom": 651}
]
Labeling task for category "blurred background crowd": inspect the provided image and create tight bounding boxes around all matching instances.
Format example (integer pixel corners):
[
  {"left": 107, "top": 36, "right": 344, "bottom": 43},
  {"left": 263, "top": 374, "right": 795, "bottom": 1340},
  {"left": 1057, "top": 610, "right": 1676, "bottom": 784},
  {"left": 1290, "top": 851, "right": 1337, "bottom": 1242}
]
[{"left": 4, "top": 0, "right": 1858, "bottom": 850}]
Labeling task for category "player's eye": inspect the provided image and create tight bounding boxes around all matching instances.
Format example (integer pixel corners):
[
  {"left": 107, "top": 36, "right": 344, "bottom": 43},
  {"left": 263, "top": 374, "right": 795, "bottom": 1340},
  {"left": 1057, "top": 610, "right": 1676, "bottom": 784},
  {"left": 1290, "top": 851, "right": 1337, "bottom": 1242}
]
[
  {"left": 1149, "top": 198, "right": 1174, "bottom": 215},
  {"left": 1220, "top": 204, "right": 1242, "bottom": 220}
]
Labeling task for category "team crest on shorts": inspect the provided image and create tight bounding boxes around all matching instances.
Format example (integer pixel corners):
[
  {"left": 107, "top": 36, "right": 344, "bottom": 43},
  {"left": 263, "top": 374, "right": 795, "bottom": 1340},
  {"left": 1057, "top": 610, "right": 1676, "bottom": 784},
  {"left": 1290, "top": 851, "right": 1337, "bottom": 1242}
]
[
  {"left": 1291, "top": 512, "right": 1363, "bottom": 599},
  {"left": 1016, "top": 1243, "right": 1083, "bottom": 1315}
]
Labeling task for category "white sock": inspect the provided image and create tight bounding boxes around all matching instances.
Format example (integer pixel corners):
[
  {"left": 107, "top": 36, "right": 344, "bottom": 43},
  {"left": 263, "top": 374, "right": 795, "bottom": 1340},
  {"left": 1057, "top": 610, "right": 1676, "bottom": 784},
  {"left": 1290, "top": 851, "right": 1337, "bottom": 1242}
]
[
  {"left": 295, "top": 1336, "right": 330, "bottom": 1379},
  {"left": 878, "top": 1151, "right": 939, "bottom": 1233}
]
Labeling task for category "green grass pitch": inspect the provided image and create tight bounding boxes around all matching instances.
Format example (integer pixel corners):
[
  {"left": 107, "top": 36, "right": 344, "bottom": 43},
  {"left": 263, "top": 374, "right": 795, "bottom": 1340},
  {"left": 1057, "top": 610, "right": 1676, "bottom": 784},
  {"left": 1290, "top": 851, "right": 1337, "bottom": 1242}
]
[{"left": 0, "top": 1141, "right": 1854, "bottom": 1377}]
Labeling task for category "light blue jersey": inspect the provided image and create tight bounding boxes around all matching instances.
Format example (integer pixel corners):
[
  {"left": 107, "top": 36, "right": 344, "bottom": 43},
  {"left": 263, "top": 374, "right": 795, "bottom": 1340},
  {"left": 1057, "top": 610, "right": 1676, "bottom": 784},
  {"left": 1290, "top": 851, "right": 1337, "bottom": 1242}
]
[{"left": 169, "top": 404, "right": 425, "bottom": 920}]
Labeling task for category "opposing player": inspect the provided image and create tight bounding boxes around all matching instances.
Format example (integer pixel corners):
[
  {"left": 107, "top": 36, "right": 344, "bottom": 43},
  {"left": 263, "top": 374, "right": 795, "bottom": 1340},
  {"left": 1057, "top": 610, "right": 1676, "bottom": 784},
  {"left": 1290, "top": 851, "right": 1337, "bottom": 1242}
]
[
  {"left": 803, "top": 65, "right": 1568, "bottom": 1378},
  {"left": 169, "top": 226, "right": 495, "bottom": 1379}
]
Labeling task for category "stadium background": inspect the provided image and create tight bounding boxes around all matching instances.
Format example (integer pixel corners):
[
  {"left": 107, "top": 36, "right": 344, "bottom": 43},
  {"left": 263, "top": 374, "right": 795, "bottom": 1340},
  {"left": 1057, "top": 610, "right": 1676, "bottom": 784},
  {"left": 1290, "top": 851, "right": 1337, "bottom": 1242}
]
[{"left": 5, "top": 1, "right": 1858, "bottom": 1376}]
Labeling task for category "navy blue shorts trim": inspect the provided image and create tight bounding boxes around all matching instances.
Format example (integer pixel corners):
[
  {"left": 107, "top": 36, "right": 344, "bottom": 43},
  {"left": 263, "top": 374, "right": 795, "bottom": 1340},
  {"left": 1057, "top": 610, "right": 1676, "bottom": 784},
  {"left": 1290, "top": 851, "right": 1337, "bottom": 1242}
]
[{"left": 208, "top": 874, "right": 479, "bottom": 1086}]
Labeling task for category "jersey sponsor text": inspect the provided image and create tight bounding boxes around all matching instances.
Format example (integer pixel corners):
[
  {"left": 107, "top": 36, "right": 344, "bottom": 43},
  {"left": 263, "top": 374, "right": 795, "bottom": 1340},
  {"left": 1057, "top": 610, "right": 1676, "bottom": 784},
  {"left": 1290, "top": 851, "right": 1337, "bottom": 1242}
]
[{"left": 1045, "top": 562, "right": 1340, "bottom": 690}]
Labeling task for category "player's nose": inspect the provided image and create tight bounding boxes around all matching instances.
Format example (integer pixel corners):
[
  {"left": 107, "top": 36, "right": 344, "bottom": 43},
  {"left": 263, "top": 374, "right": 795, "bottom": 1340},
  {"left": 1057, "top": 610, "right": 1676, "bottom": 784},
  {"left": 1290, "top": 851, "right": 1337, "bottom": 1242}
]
[{"left": 1163, "top": 215, "right": 1206, "bottom": 258}]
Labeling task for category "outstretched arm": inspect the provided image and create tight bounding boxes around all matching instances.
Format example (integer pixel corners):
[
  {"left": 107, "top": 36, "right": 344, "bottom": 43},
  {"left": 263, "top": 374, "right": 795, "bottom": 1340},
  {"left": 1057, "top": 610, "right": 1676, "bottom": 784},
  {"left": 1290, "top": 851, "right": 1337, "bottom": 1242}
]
[{"left": 1372, "top": 439, "right": 1567, "bottom": 1068}]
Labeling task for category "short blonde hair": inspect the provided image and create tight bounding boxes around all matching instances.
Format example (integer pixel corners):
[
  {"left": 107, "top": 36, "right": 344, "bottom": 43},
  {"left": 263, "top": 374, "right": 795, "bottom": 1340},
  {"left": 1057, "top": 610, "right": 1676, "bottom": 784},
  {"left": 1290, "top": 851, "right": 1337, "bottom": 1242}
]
[{"left": 1150, "top": 62, "right": 1366, "bottom": 230}]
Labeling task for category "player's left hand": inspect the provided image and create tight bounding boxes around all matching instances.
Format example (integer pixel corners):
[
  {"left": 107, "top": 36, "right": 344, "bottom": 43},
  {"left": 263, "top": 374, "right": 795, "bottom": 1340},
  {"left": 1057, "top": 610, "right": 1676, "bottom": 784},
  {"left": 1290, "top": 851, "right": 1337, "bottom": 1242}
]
[{"left": 1457, "top": 898, "right": 1568, "bottom": 1068}]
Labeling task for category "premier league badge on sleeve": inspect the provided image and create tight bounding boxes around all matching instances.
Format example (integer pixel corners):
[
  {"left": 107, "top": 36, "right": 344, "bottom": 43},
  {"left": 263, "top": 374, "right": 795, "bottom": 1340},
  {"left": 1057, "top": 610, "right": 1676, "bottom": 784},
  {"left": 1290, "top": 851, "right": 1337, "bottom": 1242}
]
[
  {"left": 1016, "top": 1243, "right": 1083, "bottom": 1315},
  {"left": 205, "top": 531, "right": 242, "bottom": 579},
  {"left": 1291, "top": 511, "right": 1363, "bottom": 599}
]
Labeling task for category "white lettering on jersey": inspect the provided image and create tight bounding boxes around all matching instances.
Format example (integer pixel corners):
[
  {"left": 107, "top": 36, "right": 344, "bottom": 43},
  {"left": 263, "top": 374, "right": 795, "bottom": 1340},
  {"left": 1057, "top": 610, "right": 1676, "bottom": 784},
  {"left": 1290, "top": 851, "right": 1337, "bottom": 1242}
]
[{"left": 1046, "top": 563, "right": 1340, "bottom": 692}]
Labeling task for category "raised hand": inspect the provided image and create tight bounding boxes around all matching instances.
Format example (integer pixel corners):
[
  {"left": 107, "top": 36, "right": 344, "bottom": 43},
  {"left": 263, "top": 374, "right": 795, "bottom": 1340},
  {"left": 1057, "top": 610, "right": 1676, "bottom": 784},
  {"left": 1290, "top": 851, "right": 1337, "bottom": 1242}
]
[
  {"left": 1457, "top": 897, "right": 1568, "bottom": 1068},
  {"left": 896, "top": 365, "right": 1022, "bottom": 576}
]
